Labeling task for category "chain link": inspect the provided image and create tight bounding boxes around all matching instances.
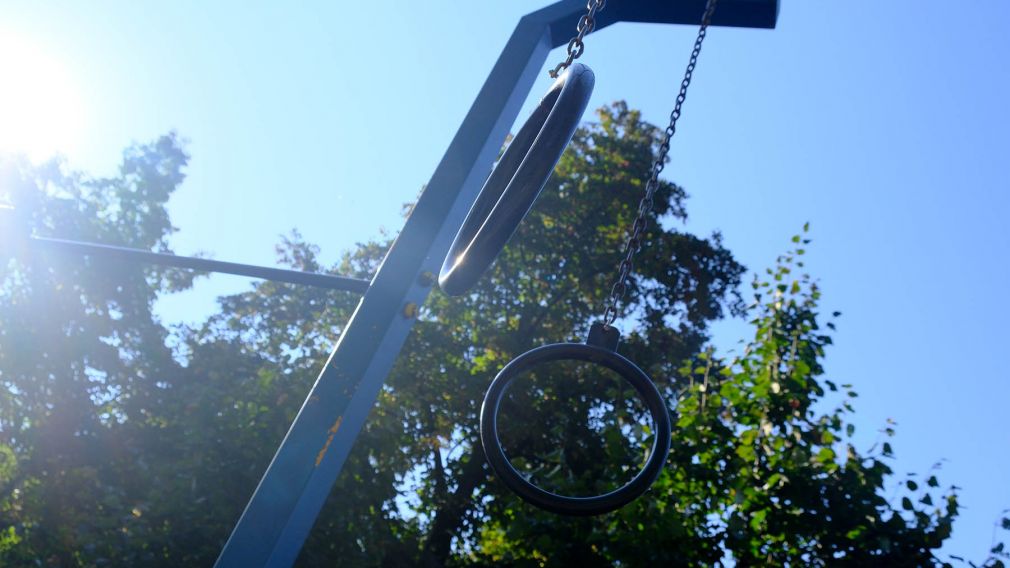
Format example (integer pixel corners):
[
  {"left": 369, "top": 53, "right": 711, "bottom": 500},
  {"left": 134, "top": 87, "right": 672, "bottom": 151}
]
[
  {"left": 602, "top": 0, "right": 719, "bottom": 328},
  {"left": 548, "top": 0, "right": 606, "bottom": 79}
]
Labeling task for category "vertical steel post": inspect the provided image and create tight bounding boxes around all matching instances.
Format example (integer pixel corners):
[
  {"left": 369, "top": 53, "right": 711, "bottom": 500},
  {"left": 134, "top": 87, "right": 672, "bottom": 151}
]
[{"left": 215, "top": 1, "right": 777, "bottom": 566}]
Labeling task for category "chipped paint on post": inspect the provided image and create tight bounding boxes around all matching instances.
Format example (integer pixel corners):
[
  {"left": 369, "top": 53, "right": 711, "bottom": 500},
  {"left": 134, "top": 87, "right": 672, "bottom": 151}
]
[{"left": 314, "top": 417, "right": 344, "bottom": 467}]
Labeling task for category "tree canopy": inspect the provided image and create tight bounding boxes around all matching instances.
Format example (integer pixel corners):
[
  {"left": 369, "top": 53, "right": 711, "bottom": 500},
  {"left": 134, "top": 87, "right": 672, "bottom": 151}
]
[{"left": 0, "top": 103, "right": 1006, "bottom": 566}]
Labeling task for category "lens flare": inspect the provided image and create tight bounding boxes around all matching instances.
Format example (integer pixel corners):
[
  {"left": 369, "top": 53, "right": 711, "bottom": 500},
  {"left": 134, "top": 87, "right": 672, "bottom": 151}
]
[{"left": 0, "top": 31, "right": 85, "bottom": 162}]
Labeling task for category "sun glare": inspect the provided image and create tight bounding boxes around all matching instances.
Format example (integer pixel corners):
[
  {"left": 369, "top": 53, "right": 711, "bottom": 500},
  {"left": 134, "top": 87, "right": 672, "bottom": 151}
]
[{"left": 0, "top": 31, "right": 85, "bottom": 162}]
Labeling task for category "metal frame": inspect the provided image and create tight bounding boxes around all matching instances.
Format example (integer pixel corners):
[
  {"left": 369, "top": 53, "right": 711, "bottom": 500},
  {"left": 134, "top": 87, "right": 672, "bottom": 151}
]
[
  {"left": 7, "top": 1, "right": 778, "bottom": 566},
  {"left": 214, "top": 2, "right": 776, "bottom": 565}
]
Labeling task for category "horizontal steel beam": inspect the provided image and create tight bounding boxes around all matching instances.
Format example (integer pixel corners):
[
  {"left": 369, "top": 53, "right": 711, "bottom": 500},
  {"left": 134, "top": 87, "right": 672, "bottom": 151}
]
[{"left": 29, "top": 236, "right": 371, "bottom": 294}]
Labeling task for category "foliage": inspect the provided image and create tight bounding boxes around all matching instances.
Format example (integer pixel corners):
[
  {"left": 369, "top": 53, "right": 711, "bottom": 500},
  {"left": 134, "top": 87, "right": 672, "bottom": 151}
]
[
  {"left": 0, "top": 104, "right": 1006, "bottom": 566},
  {"left": 661, "top": 228, "right": 963, "bottom": 565},
  {"left": 0, "top": 136, "right": 200, "bottom": 565}
]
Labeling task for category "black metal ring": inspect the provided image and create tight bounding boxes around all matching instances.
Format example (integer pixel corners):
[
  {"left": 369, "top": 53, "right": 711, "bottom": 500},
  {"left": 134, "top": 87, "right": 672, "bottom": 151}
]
[
  {"left": 480, "top": 342, "right": 671, "bottom": 516},
  {"left": 438, "top": 63, "right": 595, "bottom": 296}
]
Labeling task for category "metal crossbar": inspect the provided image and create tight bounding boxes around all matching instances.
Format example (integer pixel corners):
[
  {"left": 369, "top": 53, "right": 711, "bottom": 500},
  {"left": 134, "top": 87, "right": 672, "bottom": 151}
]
[{"left": 30, "top": 236, "right": 371, "bottom": 293}]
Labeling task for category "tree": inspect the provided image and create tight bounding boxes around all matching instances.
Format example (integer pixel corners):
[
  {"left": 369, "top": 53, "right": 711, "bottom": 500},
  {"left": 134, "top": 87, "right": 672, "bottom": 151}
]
[
  {"left": 1, "top": 104, "right": 1006, "bottom": 566},
  {"left": 184, "top": 103, "right": 1006, "bottom": 565},
  {"left": 0, "top": 135, "right": 201, "bottom": 564}
]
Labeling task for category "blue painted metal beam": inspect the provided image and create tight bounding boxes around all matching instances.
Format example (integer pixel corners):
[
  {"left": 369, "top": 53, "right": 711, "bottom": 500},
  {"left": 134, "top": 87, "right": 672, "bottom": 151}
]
[
  {"left": 29, "top": 236, "right": 371, "bottom": 293},
  {"left": 215, "top": 1, "right": 778, "bottom": 566}
]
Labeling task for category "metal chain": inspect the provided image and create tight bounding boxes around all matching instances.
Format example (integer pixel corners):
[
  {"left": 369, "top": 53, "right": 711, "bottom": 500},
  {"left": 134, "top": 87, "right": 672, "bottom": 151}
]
[
  {"left": 548, "top": 0, "right": 607, "bottom": 79},
  {"left": 602, "top": 0, "right": 719, "bottom": 328}
]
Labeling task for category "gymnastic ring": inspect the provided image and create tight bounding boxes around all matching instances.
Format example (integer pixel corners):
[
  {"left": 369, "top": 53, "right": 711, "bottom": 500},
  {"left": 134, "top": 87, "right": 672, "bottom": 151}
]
[
  {"left": 480, "top": 341, "right": 672, "bottom": 516},
  {"left": 438, "top": 63, "right": 595, "bottom": 296}
]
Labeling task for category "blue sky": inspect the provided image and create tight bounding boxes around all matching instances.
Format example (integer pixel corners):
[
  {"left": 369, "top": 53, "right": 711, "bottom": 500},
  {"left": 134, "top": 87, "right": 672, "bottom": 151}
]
[{"left": 2, "top": 0, "right": 1008, "bottom": 559}]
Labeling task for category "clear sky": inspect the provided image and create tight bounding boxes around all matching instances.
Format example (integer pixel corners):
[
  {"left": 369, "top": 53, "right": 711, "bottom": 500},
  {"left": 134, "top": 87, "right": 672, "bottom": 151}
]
[{"left": 2, "top": 0, "right": 1008, "bottom": 559}]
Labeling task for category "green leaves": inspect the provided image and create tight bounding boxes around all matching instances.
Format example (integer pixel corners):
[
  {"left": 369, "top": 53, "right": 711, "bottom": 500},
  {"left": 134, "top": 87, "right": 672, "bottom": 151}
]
[
  {"left": 815, "top": 446, "right": 836, "bottom": 465},
  {"left": 3, "top": 106, "right": 1001, "bottom": 567}
]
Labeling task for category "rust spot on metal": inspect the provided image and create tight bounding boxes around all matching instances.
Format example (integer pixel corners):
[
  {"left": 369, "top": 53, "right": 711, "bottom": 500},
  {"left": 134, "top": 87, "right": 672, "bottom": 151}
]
[
  {"left": 314, "top": 416, "right": 343, "bottom": 467},
  {"left": 402, "top": 302, "right": 419, "bottom": 319}
]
